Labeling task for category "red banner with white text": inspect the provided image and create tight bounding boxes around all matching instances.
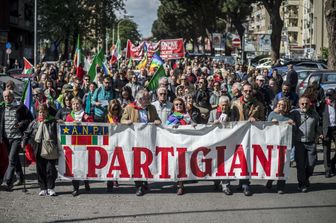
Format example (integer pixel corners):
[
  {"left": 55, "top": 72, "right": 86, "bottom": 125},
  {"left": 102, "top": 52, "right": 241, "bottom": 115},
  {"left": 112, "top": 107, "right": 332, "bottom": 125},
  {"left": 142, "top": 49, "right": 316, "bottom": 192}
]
[{"left": 126, "top": 38, "right": 185, "bottom": 60}]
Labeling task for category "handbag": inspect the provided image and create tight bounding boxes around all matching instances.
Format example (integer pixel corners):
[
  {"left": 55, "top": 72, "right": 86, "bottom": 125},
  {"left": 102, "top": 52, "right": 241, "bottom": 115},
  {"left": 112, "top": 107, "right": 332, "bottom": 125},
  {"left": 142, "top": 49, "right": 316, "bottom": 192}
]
[
  {"left": 35, "top": 122, "right": 58, "bottom": 160},
  {"left": 41, "top": 139, "right": 58, "bottom": 160}
]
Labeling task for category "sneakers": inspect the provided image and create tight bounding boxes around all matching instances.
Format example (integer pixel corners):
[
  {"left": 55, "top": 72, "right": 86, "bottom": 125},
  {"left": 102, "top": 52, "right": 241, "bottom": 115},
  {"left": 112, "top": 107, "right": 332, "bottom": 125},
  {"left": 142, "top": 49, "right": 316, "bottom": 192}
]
[
  {"left": 176, "top": 187, "right": 184, "bottom": 195},
  {"left": 222, "top": 187, "right": 233, "bottom": 195},
  {"left": 39, "top": 190, "right": 47, "bottom": 196},
  {"left": 277, "top": 190, "right": 285, "bottom": 194},
  {"left": 298, "top": 185, "right": 308, "bottom": 193},
  {"left": 2, "top": 183, "right": 13, "bottom": 192},
  {"left": 14, "top": 178, "right": 24, "bottom": 186},
  {"left": 48, "top": 189, "right": 57, "bottom": 196},
  {"left": 243, "top": 187, "right": 252, "bottom": 196},
  {"left": 72, "top": 190, "right": 79, "bottom": 197},
  {"left": 136, "top": 186, "right": 144, "bottom": 196}
]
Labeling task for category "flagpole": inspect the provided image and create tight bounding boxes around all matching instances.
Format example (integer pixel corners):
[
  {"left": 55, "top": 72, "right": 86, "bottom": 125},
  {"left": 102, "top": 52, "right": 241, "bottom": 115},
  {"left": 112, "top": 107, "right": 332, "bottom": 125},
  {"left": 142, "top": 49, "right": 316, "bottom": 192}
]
[{"left": 34, "top": 0, "right": 37, "bottom": 68}]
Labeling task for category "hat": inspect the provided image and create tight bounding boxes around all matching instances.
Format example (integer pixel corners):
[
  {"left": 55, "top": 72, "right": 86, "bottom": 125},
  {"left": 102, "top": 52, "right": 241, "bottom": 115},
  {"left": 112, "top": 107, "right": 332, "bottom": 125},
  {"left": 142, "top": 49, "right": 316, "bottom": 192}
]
[
  {"left": 63, "top": 84, "right": 73, "bottom": 91},
  {"left": 256, "top": 75, "right": 265, "bottom": 81}
]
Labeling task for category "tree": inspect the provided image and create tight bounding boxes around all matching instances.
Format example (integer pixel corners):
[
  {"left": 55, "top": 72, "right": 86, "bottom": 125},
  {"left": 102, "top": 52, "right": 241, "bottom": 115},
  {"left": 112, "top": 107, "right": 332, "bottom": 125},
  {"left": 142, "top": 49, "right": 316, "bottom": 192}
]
[
  {"left": 325, "top": 0, "right": 336, "bottom": 69},
  {"left": 152, "top": 0, "right": 225, "bottom": 51},
  {"left": 117, "top": 20, "right": 141, "bottom": 49},
  {"left": 259, "top": 0, "right": 284, "bottom": 63},
  {"left": 38, "top": 0, "right": 125, "bottom": 59},
  {"left": 221, "top": 0, "right": 255, "bottom": 56}
]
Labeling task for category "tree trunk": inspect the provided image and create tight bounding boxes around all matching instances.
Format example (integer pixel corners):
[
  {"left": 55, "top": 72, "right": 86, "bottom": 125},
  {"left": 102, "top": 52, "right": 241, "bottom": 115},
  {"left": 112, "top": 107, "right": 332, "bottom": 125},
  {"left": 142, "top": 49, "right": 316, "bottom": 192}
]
[
  {"left": 263, "top": 0, "right": 284, "bottom": 64},
  {"left": 325, "top": 0, "right": 336, "bottom": 69},
  {"left": 232, "top": 20, "right": 245, "bottom": 49},
  {"left": 269, "top": 14, "right": 283, "bottom": 63}
]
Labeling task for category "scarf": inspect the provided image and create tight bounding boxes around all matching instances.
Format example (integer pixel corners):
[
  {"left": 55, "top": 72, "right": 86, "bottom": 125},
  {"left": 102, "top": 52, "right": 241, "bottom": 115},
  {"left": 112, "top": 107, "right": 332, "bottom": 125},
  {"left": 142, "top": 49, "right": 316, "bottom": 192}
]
[
  {"left": 166, "top": 112, "right": 187, "bottom": 125},
  {"left": 129, "top": 101, "right": 145, "bottom": 110},
  {"left": 85, "top": 92, "right": 93, "bottom": 114},
  {"left": 107, "top": 114, "right": 120, "bottom": 124},
  {"left": 70, "top": 110, "right": 85, "bottom": 122},
  {"left": 37, "top": 115, "right": 53, "bottom": 122}
]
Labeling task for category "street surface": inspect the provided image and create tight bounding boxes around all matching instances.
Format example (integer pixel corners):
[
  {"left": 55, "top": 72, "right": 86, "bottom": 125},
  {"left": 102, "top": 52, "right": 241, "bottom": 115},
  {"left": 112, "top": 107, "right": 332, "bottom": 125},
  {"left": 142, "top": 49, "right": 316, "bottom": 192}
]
[{"left": 0, "top": 146, "right": 335, "bottom": 223}]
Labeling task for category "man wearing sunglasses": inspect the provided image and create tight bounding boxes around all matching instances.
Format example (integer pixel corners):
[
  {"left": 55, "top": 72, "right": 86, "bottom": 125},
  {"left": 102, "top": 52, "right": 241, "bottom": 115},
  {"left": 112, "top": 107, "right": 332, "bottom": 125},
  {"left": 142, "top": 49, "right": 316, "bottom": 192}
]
[{"left": 231, "top": 83, "right": 265, "bottom": 196}]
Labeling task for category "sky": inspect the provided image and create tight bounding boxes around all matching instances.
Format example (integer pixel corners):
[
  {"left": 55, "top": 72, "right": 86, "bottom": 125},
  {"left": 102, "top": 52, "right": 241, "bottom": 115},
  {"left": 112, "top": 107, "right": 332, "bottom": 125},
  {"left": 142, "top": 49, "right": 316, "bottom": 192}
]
[{"left": 121, "top": 0, "right": 160, "bottom": 38}]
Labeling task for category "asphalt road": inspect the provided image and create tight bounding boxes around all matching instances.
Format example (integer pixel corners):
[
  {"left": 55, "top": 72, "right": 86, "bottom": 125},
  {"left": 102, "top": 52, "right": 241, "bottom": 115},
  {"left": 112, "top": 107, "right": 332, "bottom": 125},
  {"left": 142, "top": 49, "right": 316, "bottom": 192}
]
[{"left": 0, "top": 146, "right": 335, "bottom": 223}]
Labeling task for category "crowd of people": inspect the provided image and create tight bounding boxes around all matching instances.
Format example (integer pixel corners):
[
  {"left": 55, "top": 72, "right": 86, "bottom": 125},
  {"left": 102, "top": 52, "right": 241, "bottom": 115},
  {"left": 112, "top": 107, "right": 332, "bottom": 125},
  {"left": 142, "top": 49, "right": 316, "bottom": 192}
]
[{"left": 0, "top": 56, "right": 335, "bottom": 197}]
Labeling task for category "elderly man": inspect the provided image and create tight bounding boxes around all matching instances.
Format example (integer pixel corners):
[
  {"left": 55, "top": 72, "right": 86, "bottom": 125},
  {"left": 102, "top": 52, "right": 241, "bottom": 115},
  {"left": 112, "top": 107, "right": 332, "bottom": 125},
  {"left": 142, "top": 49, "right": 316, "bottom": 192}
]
[
  {"left": 121, "top": 89, "right": 161, "bottom": 196},
  {"left": 231, "top": 83, "right": 265, "bottom": 196},
  {"left": 231, "top": 82, "right": 242, "bottom": 101},
  {"left": 152, "top": 87, "right": 173, "bottom": 124},
  {"left": 150, "top": 77, "right": 175, "bottom": 102},
  {"left": 291, "top": 96, "right": 320, "bottom": 192},
  {"left": 0, "top": 90, "right": 33, "bottom": 191}
]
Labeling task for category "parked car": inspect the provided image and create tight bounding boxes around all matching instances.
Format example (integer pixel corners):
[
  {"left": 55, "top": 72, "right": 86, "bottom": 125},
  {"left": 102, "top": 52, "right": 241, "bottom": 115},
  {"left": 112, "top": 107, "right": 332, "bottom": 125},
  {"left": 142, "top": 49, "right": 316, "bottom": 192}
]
[
  {"left": 212, "top": 55, "right": 236, "bottom": 65},
  {"left": 282, "top": 69, "right": 319, "bottom": 92},
  {"left": 297, "top": 70, "right": 336, "bottom": 96},
  {"left": 272, "top": 61, "right": 328, "bottom": 74}
]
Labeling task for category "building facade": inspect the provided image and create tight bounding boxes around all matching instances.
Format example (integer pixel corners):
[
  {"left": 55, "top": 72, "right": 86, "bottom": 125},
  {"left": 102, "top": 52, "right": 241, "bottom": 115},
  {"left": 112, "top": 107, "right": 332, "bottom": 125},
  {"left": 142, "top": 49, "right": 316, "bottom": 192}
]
[
  {"left": 247, "top": 0, "right": 328, "bottom": 59},
  {"left": 0, "top": 0, "right": 34, "bottom": 67}
]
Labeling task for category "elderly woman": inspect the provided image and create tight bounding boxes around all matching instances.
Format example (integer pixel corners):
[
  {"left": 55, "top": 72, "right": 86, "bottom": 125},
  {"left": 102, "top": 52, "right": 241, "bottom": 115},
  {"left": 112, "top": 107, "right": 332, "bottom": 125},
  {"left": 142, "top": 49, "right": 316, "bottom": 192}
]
[
  {"left": 266, "top": 98, "right": 295, "bottom": 194},
  {"left": 65, "top": 97, "right": 94, "bottom": 196},
  {"left": 21, "top": 104, "right": 58, "bottom": 196},
  {"left": 166, "top": 98, "right": 193, "bottom": 195},
  {"left": 208, "top": 96, "right": 234, "bottom": 195}
]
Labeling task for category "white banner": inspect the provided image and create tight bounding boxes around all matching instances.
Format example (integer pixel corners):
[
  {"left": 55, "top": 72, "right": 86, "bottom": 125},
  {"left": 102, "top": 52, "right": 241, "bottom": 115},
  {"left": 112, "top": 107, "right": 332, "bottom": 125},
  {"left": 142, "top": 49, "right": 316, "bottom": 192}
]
[{"left": 57, "top": 122, "right": 292, "bottom": 181}]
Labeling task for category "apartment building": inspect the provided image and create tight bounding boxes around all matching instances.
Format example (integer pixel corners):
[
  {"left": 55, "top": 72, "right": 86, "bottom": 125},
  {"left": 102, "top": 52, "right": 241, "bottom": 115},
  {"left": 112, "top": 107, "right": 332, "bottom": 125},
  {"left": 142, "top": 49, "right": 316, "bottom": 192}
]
[{"left": 247, "top": 0, "right": 328, "bottom": 59}]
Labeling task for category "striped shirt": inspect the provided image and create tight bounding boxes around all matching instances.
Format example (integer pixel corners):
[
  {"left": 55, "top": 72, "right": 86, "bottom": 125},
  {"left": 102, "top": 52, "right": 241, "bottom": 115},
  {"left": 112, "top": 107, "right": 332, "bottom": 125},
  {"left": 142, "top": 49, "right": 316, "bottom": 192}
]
[{"left": 4, "top": 106, "right": 22, "bottom": 139}]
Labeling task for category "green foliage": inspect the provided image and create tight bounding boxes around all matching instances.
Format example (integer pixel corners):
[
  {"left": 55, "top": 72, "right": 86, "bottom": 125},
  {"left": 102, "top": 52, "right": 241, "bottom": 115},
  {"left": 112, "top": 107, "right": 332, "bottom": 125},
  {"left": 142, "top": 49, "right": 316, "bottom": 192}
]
[
  {"left": 38, "top": 0, "right": 125, "bottom": 56},
  {"left": 117, "top": 20, "right": 141, "bottom": 49},
  {"left": 322, "top": 47, "right": 329, "bottom": 60},
  {"left": 152, "top": 0, "right": 225, "bottom": 42}
]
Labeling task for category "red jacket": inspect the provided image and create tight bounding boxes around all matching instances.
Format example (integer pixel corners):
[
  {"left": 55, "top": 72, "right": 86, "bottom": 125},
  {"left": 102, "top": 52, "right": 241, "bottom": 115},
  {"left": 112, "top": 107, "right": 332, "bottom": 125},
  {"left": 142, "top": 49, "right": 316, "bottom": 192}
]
[{"left": 65, "top": 112, "right": 94, "bottom": 122}]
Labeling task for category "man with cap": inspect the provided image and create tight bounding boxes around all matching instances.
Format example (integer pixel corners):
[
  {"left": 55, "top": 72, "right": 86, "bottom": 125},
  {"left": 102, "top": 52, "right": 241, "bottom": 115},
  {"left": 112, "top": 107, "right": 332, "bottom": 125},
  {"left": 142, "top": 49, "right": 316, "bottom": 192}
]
[{"left": 321, "top": 88, "right": 336, "bottom": 177}]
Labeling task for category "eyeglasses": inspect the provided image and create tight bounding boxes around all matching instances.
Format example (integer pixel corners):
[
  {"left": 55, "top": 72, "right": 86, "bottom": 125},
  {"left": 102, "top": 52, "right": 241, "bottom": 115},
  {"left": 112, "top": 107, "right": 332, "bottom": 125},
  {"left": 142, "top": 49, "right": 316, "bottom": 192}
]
[
  {"left": 174, "top": 103, "right": 183, "bottom": 106},
  {"left": 159, "top": 93, "right": 167, "bottom": 95},
  {"left": 300, "top": 103, "right": 309, "bottom": 105}
]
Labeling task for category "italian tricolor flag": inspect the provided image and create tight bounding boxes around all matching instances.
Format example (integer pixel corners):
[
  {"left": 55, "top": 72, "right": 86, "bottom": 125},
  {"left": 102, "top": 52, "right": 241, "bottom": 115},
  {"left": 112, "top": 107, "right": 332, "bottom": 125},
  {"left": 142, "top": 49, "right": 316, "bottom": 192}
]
[
  {"left": 23, "top": 57, "right": 34, "bottom": 74},
  {"left": 61, "top": 135, "right": 109, "bottom": 146}
]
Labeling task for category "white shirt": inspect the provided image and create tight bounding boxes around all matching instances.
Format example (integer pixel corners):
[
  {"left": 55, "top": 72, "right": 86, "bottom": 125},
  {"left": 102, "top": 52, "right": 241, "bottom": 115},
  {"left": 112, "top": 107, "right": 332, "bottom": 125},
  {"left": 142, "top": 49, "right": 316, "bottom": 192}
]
[
  {"left": 152, "top": 100, "right": 173, "bottom": 124},
  {"left": 328, "top": 104, "right": 336, "bottom": 127}
]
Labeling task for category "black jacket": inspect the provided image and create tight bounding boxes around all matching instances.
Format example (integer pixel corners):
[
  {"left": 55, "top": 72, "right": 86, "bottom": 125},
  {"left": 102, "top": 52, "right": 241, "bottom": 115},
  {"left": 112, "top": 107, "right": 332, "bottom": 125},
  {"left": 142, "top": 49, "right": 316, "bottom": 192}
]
[
  {"left": 22, "top": 118, "right": 57, "bottom": 156},
  {"left": 0, "top": 103, "right": 33, "bottom": 143}
]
